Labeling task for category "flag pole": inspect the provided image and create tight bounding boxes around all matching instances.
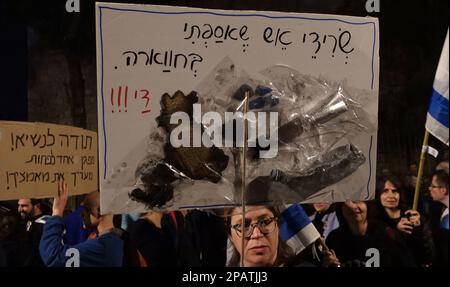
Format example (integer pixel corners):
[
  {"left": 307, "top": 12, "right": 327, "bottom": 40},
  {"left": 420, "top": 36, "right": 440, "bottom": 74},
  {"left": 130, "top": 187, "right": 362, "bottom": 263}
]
[
  {"left": 240, "top": 92, "right": 249, "bottom": 267},
  {"left": 412, "top": 130, "right": 429, "bottom": 211},
  {"left": 414, "top": 31, "right": 449, "bottom": 209},
  {"left": 317, "top": 237, "right": 330, "bottom": 252}
]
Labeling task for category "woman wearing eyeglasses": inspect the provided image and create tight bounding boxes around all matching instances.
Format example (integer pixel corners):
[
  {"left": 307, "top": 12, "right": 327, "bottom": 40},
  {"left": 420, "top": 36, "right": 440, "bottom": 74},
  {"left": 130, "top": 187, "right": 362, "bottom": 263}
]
[
  {"left": 225, "top": 205, "right": 340, "bottom": 267},
  {"left": 226, "top": 205, "right": 288, "bottom": 267}
]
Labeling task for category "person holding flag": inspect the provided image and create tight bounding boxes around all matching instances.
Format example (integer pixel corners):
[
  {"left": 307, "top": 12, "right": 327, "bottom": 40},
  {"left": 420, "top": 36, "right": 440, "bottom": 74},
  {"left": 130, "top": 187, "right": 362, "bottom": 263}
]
[
  {"left": 413, "top": 28, "right": 449, "bottom": 210},
  {"left": 373, "top": 175, "right": 435, "bottom": 266},
  {"left": 412, "top": 29, "right": 448, "bottom": 267}
]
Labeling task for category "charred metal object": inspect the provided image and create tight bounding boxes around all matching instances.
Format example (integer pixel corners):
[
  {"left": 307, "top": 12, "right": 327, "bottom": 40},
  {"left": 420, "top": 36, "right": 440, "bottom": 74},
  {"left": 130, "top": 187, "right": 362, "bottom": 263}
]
[{"left": 129, "top": 90, "right": 229, "bottom": 208}]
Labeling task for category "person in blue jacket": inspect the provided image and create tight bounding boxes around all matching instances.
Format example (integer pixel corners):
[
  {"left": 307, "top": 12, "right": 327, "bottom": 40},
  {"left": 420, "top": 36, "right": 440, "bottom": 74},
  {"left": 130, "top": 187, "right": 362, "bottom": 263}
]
[
  {"left": 39, "top": 181, "right": 123, "bottom": 267},
  {"left": 63, "top": 191, "right": 100, "bottom": 245}
]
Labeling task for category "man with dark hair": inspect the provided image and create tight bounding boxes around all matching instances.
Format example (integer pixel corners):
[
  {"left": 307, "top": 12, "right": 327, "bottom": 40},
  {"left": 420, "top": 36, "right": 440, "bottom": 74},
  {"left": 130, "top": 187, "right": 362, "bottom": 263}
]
[
  {"left": 17, "top": 198, "right": 51, "bottom": 266},
  {"left": 429, "top": 169, "right": 449, "bottom": 267},
  {"left": 18, "top": 199, "right": 40, "bottom": 222}
]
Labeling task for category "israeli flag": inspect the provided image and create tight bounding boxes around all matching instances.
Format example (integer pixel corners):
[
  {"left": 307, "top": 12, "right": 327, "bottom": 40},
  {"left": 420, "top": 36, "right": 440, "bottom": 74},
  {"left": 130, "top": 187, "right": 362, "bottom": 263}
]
[
  {"left": 426, "top": 29, "right": 449, "bottom": 145},
  {"left": 279, "top": 204, "right": 320, "bottom": 254}
]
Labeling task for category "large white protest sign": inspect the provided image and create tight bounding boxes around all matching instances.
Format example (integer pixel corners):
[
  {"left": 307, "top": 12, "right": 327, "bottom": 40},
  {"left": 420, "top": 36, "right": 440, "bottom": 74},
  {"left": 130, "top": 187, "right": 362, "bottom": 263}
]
[{"left": 96, "top": 3, "right": 379, "bottom": 213}]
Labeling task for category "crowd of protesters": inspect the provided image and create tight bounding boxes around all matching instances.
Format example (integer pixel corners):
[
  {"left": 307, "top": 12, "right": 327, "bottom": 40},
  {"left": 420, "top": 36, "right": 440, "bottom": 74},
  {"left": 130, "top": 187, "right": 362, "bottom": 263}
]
[{"left": 0, "top": 161, "right": 448, "bottom": 267}]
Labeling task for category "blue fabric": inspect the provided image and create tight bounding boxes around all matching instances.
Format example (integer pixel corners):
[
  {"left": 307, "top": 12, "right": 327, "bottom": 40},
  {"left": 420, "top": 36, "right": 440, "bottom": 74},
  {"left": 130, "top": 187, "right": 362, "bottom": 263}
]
[
  {"left": 426, "top": 30, "right": 449, "bottom": 144},
  {"left": 441, "top": 214, "right": 449, "bottom": 230},
  {"left": 40, "top": 216, "right": 123, "bottom": 267},
  {"left": 428, "top": 88, "right": 449, "bottom": 128},
  {"left": 279, "top": 204, "right": 311, "bottom": 240},
  {"left": 63, "top": 206, "right": 93, "bottom": 245}
]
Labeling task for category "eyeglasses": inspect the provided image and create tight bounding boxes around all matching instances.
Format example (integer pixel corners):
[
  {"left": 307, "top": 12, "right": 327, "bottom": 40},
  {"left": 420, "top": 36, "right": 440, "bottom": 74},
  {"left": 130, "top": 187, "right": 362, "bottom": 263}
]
[
  {"left": 429, "top": 185, "right": 442, "bottom": 189},
  {"left": 231, "top": 217, "right": 277, "bottom": 238}
]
